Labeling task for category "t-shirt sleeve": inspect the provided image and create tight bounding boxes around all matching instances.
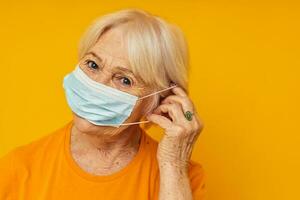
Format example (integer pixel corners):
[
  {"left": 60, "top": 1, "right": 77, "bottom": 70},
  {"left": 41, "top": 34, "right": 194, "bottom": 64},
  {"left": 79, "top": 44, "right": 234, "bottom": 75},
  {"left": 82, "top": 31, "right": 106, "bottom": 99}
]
[
  {"left": 189, "top": 160, "right": 207, "bottom": 200},
  {"left": 0, "top": 150, "right": 16, "bottom": 200}
]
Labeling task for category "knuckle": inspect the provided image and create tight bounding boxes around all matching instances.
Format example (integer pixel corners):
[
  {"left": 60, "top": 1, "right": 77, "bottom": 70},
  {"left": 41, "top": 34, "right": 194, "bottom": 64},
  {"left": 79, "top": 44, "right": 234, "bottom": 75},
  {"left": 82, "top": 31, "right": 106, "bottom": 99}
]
[
  {"left": 195, "top": 123, "right": 204, "bottom": 133},
  {"left": 194, "top": 122, "right": 201, "bottom": 130}
]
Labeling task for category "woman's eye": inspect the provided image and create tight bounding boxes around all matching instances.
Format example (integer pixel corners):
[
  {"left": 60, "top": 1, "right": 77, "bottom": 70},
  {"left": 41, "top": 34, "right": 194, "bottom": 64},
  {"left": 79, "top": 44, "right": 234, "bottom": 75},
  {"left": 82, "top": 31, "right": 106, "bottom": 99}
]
[
  {"left": 86, "top": 60, "right": 99, "bottom": 70},
  {"left": 120, "top": 77, "right": 132, "bottom": 86}
]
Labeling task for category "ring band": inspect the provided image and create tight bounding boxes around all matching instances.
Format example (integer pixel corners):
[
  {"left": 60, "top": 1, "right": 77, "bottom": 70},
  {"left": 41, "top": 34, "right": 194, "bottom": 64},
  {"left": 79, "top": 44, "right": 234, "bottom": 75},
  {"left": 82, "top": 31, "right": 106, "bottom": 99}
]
[{"left": 184, "top": 111, "right": 193, "bottom": 121}]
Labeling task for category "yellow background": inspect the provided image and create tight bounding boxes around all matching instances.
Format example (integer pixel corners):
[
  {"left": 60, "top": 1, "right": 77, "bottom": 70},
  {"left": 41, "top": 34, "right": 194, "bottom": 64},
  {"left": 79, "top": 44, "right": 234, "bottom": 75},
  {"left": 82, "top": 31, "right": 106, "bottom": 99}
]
[{"left": 0, "top": 1, "right": 299, "bottom": 199}]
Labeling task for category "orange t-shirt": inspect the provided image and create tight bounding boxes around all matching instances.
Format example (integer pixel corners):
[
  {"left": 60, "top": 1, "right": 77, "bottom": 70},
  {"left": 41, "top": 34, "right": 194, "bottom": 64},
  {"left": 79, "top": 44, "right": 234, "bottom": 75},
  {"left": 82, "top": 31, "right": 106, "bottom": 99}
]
[{"left": 0, "top": 120, "right": 206, "bottom": 200}]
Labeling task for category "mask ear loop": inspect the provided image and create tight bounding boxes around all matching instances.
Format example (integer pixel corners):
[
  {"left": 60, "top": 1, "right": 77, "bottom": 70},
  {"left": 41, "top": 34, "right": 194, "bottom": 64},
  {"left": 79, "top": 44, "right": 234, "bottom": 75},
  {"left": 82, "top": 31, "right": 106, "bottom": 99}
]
[
  {"left": 119, "top": 84, "right": 178, "bottom": 126},
  {"left": 138, "top": 84, "right": 178, "bottom": 100}
]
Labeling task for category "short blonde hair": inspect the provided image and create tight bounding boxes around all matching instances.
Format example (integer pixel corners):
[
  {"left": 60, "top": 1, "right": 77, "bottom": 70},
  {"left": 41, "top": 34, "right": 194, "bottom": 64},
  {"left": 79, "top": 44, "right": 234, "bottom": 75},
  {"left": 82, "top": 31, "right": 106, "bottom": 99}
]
[
  {"left": 78, "top": 8, "right": 190, "bottom": 94},
  {"left": 78, "top": 9, "right": 190, "bottom": 125}
]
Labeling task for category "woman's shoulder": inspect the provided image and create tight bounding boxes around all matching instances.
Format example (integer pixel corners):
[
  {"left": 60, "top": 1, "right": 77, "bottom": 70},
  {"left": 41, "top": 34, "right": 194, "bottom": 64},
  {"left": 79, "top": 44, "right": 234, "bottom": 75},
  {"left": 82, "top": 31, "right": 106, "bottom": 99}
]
[
  {"left": 0, "top": 121, "right": 71, "bottom": 167},
  {"left": 0, "top": 121, "right": 71, "bottom": 195}
]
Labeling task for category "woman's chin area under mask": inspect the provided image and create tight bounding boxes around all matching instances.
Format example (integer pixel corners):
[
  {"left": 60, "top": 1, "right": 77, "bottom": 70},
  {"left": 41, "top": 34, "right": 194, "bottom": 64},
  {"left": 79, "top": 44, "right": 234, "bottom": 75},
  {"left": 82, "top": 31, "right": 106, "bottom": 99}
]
[{"left": 72, "top": 112, "right": 141, "bottom": 138}]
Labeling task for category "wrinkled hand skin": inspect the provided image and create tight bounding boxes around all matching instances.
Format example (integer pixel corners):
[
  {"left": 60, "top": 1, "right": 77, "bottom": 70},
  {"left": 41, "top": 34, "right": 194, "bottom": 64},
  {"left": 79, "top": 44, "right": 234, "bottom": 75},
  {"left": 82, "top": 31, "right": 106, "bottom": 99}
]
[{"left": 147, "top": 86, "right": 204, "bottom": 200}]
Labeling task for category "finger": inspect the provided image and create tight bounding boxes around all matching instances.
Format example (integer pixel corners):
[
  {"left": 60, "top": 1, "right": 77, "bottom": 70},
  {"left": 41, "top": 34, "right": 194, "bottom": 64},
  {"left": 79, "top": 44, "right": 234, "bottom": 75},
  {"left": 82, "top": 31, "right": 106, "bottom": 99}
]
[
  {"left": 172, "top": 86, "right": 188, "bottom": 97},
  {"left": 161, "top": 95, "right": 202, "bottom": 129},
  {"left": 161, "top": 95, "right": 194, "bottom": 113},
  {"left": 152, "top": 103, "right": 186, "bottom": 124},
  {"left": 146, "top": 114, "right": 172, "bottom": 129}
]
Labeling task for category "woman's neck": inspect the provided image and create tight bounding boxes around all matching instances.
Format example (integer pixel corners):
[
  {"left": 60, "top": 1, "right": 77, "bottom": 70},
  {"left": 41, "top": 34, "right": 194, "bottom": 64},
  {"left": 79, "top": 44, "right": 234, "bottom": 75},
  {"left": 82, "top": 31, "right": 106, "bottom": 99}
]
[{"left": 70, "top": 124, "right": 142, "bottom": 175}]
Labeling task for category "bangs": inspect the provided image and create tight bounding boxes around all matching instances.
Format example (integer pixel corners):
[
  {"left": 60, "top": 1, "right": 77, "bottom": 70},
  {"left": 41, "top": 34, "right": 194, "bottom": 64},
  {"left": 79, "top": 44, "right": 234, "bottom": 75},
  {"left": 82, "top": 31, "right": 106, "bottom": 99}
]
[{"left": 78, "top": 9, "right": 189, "bottom": 95}]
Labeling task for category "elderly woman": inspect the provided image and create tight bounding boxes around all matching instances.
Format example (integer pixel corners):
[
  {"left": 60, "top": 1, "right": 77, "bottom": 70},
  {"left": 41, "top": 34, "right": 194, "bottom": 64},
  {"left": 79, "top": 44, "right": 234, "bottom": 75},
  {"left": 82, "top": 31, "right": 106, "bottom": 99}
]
[{"left": 0, "top": 9, "right": 205, "bottom": 200}]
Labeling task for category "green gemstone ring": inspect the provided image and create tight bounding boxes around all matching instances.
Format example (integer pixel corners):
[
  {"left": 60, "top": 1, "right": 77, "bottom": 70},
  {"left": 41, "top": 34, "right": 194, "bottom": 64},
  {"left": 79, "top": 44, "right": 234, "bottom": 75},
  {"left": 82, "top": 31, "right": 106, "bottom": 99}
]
[{"left": 184, "top": 111, "right": 193, "bottom": 121}]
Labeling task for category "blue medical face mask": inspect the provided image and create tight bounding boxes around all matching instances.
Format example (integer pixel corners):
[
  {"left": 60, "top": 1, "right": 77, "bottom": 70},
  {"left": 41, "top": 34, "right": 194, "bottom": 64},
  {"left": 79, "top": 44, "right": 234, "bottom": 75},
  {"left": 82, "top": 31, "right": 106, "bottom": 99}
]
[{"left": 62, "top": 65, "right": 177, "bottom": 127}]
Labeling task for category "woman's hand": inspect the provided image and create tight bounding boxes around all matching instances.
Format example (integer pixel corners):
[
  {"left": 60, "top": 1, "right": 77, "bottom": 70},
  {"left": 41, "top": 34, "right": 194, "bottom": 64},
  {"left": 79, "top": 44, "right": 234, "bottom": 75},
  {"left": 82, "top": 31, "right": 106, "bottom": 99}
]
[
  {"left": 147, "top": 86, "right": 204, "bottom": 169},
  {"left": 146, "top": 86, "right": 204, "bottom": 200}
]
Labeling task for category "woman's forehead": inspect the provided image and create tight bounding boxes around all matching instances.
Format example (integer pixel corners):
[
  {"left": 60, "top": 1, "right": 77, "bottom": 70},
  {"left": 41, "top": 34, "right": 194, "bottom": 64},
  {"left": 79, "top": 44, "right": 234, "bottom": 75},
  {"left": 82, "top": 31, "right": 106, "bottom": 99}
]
[
  {"left": 95, "top": 26, "right": 128, "bottom": 58},
  {"left": 89, "top": 26, "right": 131, "bottom": 68}
]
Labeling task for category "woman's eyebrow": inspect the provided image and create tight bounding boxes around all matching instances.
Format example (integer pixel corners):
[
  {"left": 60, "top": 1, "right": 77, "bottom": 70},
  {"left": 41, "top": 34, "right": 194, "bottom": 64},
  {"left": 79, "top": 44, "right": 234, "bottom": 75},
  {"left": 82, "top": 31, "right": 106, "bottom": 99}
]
[
  {"left": 114, "top": 66, "right": 134, "bottom": 75},
  {"left": 86, "top": 51, "right": 103, "bottom": 62},
  {"left": 86, "top": 51, "right": 134, "bottom": 75}
]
